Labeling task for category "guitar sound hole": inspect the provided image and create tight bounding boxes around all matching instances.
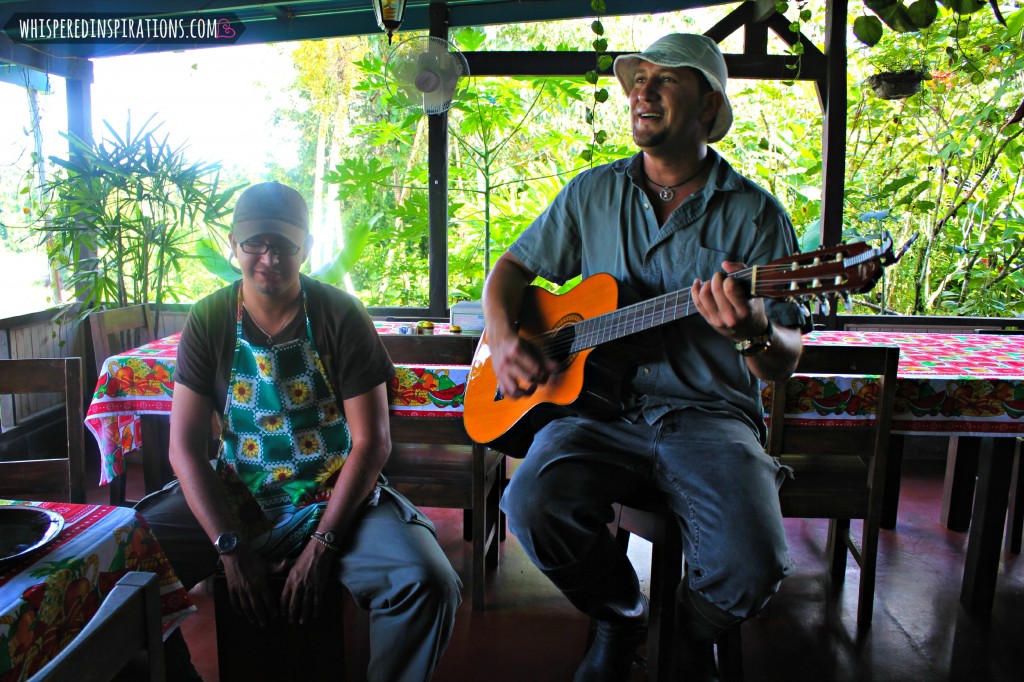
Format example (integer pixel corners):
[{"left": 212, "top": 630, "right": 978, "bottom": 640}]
[{"left": 545, "top": 324, "right": 577, "bottom": 369}]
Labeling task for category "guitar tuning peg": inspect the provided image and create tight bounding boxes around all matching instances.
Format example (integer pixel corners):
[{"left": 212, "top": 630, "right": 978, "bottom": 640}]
[{"left": 842, "top": 293, "right": 853, "bottom": 312}]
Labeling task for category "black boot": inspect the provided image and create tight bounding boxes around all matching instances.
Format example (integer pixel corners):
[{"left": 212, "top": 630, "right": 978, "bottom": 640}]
[
  {"left": 673, "top": 579, "right": 741, "bottom": 682},
  {"left": 541, "top": 536, "right": 648, "bottom": 682},
  {"left": 573, "top": 594, "right": 648, "bottom": 682}
]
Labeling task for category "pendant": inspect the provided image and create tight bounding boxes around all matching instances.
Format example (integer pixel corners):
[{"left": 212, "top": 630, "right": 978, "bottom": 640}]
[{"left": 658, "top": 187, "right": 675, "bottom": 202}]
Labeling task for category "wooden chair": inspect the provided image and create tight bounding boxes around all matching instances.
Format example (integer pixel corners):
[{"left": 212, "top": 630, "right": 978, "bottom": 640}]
[
  {"left": 213, "top": 572, "right": 351, "bottom": 682},
  {"left": 28, "top": 571, "right": 164, "bottom": 682},
  {"left": 89, "top": 304, "right": 152, "bottom": 375},
  {"left": 614, "top": 344, "right": 899, "bottom": 680},
  {"left": 0, "top": 357, "right": 86, "bottom": 504},
  {"left": 380, "top": 333, "right": 505, "bottom": 610},
  {"left": 87, "top": 305, "right": 165, "bottom": 505}
]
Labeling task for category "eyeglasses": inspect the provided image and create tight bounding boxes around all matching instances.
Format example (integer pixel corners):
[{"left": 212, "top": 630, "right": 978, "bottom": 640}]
[{"left": 239, "top": 239, "right": 301, "bottom": 256}]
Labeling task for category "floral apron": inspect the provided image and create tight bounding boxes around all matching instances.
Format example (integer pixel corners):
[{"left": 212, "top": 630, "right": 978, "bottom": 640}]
[{"left": 215, "top": 285, "right": 352, "bottom": 560}]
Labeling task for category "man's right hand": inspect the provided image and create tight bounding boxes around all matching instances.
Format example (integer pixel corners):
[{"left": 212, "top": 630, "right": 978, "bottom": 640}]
[
  {"left": 482, "top": 252, "right": 559, "bottom": 399},
  {"left": 221, "top": 547, "right": 281, "bottom": 627},
  {"left": 489, "top": 330, "right": 559, "bottom": 399}
]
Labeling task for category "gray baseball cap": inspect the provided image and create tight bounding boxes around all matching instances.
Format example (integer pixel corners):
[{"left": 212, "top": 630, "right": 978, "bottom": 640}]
[
  {"left": 232, "top": 182, "right": 309, "bottom": 248},
  {"left": 613, "top": 33, "right": 734, "bottom": 143}
]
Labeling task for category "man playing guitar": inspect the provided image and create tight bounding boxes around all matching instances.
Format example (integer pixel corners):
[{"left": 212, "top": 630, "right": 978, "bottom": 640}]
[{"left": 481, "top": 34, "right": 809, "bottom": 681}]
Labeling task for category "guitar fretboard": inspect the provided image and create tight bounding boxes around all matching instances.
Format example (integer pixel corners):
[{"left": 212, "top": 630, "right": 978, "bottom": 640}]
[{"left": 565, "top": 271, "right": 754, "bottom": 353}]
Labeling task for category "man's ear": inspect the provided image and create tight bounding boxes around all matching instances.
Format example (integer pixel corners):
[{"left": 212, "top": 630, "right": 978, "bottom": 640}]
[{"left": 701, "top": 91, "right": 723, "bottom": 127}]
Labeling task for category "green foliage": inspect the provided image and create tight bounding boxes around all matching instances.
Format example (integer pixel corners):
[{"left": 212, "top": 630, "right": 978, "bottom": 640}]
[
  {"left": 855, "top": 0, "right": 997, "bottom": 46},
  {"left": 280, "top": 7, "right": 1022, "bottom": 321},
  {"left": 846, "top": 8, "right": 1024, "bottom": 315},
  {"left": 37, "top": 115, "right": 239, "bottom": 322},
  {"left": 582, "top": 0, "right": 612, "bottom": 164},
  {"left": 314, "top": 27, "right": 630, "bottom": 308}
]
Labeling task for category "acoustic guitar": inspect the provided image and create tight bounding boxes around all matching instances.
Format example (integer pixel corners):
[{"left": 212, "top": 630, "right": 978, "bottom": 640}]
[{"left": 463, "top": 232, "right": 917, "bottom": 457}]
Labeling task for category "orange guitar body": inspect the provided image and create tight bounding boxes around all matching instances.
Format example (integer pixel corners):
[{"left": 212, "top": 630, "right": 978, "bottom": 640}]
[{"left": 464, "top": 273, "right": 626, "bottom": 457}]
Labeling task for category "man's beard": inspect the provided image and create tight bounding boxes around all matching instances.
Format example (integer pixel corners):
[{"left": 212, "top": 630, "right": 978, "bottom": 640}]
[{"left": 632, "top": 124, "right": 668, "bottom": 149}]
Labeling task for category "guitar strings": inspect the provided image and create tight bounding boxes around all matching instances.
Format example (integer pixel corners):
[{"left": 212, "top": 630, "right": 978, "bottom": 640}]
[{"left": 524, "top": 259, "right": 857, "bottom": 358}]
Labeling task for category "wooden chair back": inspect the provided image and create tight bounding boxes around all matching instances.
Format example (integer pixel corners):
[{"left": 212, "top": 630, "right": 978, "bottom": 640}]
[
  {"left": 383, "top": 333, "right": 479, "bottom": 444},
  {"left": 379, "top": 332, "right": 505, "bottom": 610},
  {"left": 28, "top": 571, "right": 164, "bottom": 682},
  {"left": 0, "top": 357, "right": 86, "bottom": 503},
  {"left": 88, "top": 305, "right": 156, "bottom": 505},
  {"left": 770, "top": 343, "right": 899, "bottom": 629},
  {"left": 89, "top": 305, "right": 152, "bottom": 375}
]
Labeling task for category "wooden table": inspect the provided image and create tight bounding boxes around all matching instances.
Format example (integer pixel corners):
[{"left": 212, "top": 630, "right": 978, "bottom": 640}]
[
  {"left": 0, "top": 500, "right": 194, "bottom": 680},
  {"left": 801, "top": 330, "right": 1024, "bottom": 615}
]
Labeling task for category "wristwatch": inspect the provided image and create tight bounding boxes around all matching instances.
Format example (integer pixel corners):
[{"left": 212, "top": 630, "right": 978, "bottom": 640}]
[
  {"left": 311, "top": 530, "right": 340, "bottom": 552},
  {"left": 735, "top": 320, "right": 774, "bottom": 357},
  {"left": 214, "top": 530, "right": 241, "bottom": 555}
]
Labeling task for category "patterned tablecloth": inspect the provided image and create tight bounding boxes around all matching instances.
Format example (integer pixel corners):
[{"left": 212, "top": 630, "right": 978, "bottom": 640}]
[
  {"left": 84, "top": 327, "right": 1024, "bottom": 485},
  {"left": 791, "top": 331, "right": 1024, "bottom": 436},
  {"left": 0, "top": 500, "right": 195, "bottom": 681},
  {"left": 85, "top": 325, "right": 474, "bottom": 485}
]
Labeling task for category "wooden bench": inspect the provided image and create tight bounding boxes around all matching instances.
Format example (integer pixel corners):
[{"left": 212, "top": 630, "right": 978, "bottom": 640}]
[{"left": 380, "top": 332, "right": 504, "bottom": 611}]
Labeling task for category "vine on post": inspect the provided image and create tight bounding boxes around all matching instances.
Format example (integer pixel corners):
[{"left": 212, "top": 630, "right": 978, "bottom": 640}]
[
  {"left": 581, "top": 0, "right": 611, "bottom": 164},
  {"left": 777, "top": 0, "right": 811, "bottom": 84}
]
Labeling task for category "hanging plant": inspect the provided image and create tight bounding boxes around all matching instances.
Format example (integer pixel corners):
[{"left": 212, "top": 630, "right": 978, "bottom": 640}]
[{"left": 867, "top": 68, "right": 931, "bottom": 99}]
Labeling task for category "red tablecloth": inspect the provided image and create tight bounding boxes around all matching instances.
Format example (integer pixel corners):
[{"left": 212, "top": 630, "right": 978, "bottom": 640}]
[
  {"left": 0, "top": 500, "right": 195, "bottom": 680},
  {"left": 85, "top": 327, "right": 1024, "bottom": 485}
]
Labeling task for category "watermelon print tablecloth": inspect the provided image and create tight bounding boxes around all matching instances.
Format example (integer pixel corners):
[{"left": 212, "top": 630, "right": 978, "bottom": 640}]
[
  {"left": 85, "top": 327, "right": 1024, "bottom": 485},
  {"left": 0, "top": 500, "right": 195, "bottom": 681},
  {"left": 790, "top": 331, "right": 1024, "bottom": 437},
  {"left": 85, "top": 334, "right": 180, "bottom": 485}
]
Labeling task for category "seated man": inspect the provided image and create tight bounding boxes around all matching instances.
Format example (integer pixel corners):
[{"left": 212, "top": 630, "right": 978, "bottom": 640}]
[
  {"left": 139, "top": 181, "right": 461, "bottom": 682},
  {"left": 483, "top": 34, "right": 808, "bottom": 681}
]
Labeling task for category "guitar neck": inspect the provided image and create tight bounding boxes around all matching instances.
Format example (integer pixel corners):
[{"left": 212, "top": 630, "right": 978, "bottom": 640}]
[
  {"left": 567, "top": 280, "right": 740, "bottom": 353},
  {"left": 560, "top": 234, "right": 903, "bottom": 354}
]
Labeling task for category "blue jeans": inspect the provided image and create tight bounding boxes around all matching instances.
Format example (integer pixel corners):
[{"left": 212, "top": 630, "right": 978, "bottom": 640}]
[{"left": 501, "top": 409, "right": 793, "bottom": 618}]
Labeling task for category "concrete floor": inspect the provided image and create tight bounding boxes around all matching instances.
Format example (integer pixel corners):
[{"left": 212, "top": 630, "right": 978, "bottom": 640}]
[{"left": 94, "top": 453, "right": 1024, "bottom": 681}]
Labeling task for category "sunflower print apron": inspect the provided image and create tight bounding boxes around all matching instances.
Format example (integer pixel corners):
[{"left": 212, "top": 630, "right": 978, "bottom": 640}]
[{"left": 215, "top": 285, "right": 352, "bottom": 559}]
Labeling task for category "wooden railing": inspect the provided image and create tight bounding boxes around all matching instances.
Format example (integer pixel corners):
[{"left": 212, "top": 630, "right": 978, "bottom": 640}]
[{"left": 0, "top": 304, "right": 190, "bottom": 431}]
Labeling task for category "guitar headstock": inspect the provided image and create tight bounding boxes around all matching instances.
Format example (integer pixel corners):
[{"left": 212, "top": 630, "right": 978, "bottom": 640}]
[{"left": 751, "top": 231, "right": 917, "bottom": 301}]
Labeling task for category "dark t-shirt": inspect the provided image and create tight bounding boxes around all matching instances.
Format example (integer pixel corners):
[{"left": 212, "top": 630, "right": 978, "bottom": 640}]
[{"left": 175, "top": 275, "right": 395, "bottom": 415}]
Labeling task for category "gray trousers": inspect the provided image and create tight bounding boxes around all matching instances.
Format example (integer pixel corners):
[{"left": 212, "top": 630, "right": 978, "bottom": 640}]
[{"left": 138, "top": 482, "right": 462, "bottom": 682}]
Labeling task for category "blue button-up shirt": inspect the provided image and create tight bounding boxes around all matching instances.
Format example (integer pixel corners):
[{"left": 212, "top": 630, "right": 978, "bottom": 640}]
[{"left": 510, "top": 151, "right": 809, "bottom": 442}]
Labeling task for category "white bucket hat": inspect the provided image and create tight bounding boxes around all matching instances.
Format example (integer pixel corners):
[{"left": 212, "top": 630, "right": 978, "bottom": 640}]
[{"left": 613, "top": 33, "right": 734, "bottom": 143}]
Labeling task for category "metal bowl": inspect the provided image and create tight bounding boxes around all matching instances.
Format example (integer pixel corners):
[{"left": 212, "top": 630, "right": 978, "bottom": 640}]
[{"left": 0, "top": 505, "right": 65, "bottom": 563}]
